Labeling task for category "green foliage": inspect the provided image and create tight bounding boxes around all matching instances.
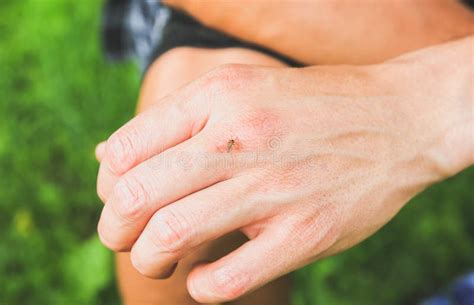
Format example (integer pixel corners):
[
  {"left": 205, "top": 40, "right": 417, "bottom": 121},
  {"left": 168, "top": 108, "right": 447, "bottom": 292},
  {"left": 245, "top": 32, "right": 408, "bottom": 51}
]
[
  {"left": 61, "top": 236, "right": 113, "bottom": 304},
  {"left": 0, "top": 1, "right": 472, "bottom": 305},
  {"left": 0, "top": 0, "right": 138, "bottom": 304}
]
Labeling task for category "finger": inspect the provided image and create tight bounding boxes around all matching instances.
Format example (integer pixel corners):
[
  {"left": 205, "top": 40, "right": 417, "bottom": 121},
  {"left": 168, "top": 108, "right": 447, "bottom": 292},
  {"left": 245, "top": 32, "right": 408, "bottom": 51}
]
[
  {"left": 186, "top": 229, "right": 295, "bottom": 303},
  {"left": 129, "top": 175, "right": 261, "bottom": 279},
  {"left": 97, "top": 133, "right": 232, "bottom": 251},
  {"left": 103, "top": 91, "right": 209, "bottom": 176},
  {"left": 95, "top": 141, "right": 106, "bottom": 162},
  {"left": 96, "top": 161, "right": 119, "bottom": 203}
]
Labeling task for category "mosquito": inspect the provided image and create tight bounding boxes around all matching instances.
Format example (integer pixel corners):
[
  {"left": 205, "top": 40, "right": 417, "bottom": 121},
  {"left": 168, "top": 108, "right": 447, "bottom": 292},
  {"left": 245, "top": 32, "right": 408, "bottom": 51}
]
[{"left": 226, "top": 137, "right": 239, "bottom": 153}]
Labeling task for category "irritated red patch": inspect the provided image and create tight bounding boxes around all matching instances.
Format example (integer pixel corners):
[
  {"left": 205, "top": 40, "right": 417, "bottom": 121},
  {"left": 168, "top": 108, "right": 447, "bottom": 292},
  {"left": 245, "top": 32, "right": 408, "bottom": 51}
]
[
  {"left": 241, "top": 110, "right": 283, "bottom": 138},
  {"left": 212, "top": 109, "right": 284, "bottom": 154}
]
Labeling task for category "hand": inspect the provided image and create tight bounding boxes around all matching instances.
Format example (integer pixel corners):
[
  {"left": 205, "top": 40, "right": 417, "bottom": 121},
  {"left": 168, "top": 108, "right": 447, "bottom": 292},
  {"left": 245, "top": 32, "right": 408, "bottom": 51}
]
[{"left": 96, "top": 38, "right": 473, "bottom": 303}]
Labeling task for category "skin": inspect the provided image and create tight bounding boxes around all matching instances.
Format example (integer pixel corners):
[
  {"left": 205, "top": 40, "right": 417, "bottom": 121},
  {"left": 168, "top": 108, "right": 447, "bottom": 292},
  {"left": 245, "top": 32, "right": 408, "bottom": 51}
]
[
  {"left": 163, "top": 0, "right": 474, "bottom": 64},
  {"left": 96, "top": 36, "right": 473, "bottom": 303},
  {"left": 112, "top": 47, "right": 293, "bottom": 305}
]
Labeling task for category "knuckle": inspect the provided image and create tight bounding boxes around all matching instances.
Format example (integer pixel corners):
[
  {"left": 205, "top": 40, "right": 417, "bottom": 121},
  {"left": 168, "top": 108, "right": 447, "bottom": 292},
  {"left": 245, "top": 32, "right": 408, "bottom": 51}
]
[
  {"left": 112, "top": 176, "right": 148, "bottom": 222},
  {"left": 285, "top": 220, "right": 308, "bottom": 240},
  {"left": 106, "top": 125, "right": 140, "bottom": 174},
  {"left": 210, "top": 268, "right": 249, "bottom": 301},
  {"left": 213, "top": 63, "right": 251, "bottom": 79},
  {"left": 287, "top": 213, "right": 341, "bottom": 254},
  {"left": 148, "top": 210, "right": 193, "bottom": 254},
  {"left": 200, "top": 64, "right": 254, "bottom": 95}
]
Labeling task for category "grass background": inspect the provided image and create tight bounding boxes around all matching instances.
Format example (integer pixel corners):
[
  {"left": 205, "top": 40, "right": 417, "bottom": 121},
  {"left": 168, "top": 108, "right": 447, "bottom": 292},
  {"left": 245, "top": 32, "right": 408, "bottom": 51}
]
[{"left": 0, "top": 1, "right": 472, "bottom": 304}]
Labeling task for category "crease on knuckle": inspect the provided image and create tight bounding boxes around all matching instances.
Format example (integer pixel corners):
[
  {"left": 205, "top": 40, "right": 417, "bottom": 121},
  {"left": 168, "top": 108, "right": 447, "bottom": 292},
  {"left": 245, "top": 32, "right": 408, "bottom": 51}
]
[
  {"left": 200, "top": 64, "right": 254, "bottom": 96},
  {"left": 106, "top": 125, "right": 141, "bottom": 174},
  {"left": 210, "top": 268, "right": 249, "bottom": 301},
  {"left": 113, "top": 176, "right": 148, "bottom": 223},
  {"left": 288, "top": 213, "right": 341, "bottom": 255},
  {"left": 148, "top": 210, "right": 193, "bottom": 254}
]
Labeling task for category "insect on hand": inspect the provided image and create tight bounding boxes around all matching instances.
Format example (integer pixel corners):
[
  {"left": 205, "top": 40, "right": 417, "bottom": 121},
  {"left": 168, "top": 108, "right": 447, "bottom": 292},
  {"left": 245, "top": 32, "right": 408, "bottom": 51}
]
[{"left": 226, "top": 137, "right": 239, "bottom": 153}]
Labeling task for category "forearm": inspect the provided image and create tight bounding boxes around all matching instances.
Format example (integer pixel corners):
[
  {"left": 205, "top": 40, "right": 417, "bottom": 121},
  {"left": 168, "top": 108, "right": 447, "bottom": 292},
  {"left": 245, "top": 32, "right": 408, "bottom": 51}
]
[{"left": 165, "top": 0, "right": 473, "bottom": 65}]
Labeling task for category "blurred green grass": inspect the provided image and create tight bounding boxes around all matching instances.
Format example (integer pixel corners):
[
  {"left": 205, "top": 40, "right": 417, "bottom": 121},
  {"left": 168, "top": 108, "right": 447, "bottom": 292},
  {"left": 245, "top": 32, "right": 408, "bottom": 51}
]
[{"left": 0, "top": 1, "right": 472, "bottom": 305}]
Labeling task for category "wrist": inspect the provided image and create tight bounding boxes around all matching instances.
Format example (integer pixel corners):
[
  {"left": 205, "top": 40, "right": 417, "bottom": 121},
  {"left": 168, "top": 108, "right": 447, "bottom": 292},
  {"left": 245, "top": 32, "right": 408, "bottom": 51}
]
[
  {"left": 420, "top": 37, "right": 473, "bottom": 176},
  {"left": 385, "top": 37, "right": 473, "bottom": 180}
]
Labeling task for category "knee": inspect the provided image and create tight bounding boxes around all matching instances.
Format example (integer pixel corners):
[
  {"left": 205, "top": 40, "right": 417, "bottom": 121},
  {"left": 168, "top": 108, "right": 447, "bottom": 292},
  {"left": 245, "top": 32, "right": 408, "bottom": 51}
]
[
  {"left": 149, "top": 47, "right": 207, "bottom": 80},
  {"left": 151, "top": 46, "right": 287, "bottom": 77},
  {"left": 138, "top": 47, "right": 205, "bottom": 112},
  {"left": 138, "top": 47, "right": 287, "bottom": 112}
]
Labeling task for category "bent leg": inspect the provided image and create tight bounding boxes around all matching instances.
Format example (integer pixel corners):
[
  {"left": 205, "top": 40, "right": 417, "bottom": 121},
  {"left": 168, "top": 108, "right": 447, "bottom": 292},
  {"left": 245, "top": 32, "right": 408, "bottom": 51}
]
[{"left": 118, "top": 46, "right": 292, "bottom": 305}]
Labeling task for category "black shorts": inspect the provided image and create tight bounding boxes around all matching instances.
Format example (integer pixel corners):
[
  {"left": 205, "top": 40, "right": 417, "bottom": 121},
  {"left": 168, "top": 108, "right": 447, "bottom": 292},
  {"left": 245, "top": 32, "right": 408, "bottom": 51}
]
[
  {"left": 102, "top": 1, "right": 302, "bottom": 71},
  {"left": 151, "top": 9, "right": 303, "bottom": 68}
]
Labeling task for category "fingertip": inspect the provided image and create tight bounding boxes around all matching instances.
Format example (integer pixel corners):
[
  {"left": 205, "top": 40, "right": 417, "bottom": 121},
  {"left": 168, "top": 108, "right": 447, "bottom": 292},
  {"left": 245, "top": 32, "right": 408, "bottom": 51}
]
[
  {"left": 187, "top": 263, "right": 249, "bottom": 303},
  {"left": 95, "top": 141, "right": 106, "bottom": 162},
  {"left": 187, "top": 264, "right": 209, "bottom": 302},
  {"left": 97, "top": 203, "right": 133, "bottom": 252},
  {"left": 96, "top": 162, "right": 119, "bottom": 203}
]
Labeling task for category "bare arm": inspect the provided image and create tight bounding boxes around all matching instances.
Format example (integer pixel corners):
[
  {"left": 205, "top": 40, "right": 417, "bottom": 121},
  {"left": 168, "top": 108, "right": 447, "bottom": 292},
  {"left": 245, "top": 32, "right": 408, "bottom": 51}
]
[{"left": 164, "top": 0, "right": 473, "bottom": 65}]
